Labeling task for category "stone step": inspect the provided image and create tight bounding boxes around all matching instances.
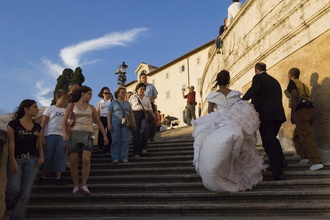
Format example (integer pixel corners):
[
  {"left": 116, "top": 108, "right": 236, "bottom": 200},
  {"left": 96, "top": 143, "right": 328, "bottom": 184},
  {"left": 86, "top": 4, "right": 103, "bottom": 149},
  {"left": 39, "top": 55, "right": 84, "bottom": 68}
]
[
  {"left": 32, "top": 179, "right": 330, "bottom": 194},
  {"left": 37, "top": 169, "right": 330, "bottom": 186},
  {"left": 26, "top": 126, "right": 330, "bottom": 218},
  {"left": 29, "top": 190, "right": 330, "bottom": 205},
  {"left": 56, "top": 164, "right": 330, "bottom": 178},
  {"left": 90, "top": 154, "right": 303, "bottom": 164},
  {"left": 26, "top": 203, "right": 330, "bottom": 218}
]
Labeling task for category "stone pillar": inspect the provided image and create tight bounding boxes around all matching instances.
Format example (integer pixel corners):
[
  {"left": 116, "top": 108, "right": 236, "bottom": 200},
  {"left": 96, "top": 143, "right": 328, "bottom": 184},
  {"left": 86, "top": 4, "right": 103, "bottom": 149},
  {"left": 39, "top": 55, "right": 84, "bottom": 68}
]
[{"left": 0, "top": 129, "right": 8, "bottom": 219}]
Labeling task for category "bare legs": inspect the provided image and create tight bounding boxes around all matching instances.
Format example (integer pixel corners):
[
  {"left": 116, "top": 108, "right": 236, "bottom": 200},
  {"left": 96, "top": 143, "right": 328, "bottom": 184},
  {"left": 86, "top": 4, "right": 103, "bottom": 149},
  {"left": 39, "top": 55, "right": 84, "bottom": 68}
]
[{"left": 70, "top": 151, "right": 91, "bottom": 187}]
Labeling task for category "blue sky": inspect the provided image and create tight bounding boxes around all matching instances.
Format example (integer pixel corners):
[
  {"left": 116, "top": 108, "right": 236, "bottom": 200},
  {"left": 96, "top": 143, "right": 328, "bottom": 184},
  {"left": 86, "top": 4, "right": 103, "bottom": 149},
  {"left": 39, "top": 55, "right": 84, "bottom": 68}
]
[{"left": 0, "top": 0, "right": 245, "bottom": 114}]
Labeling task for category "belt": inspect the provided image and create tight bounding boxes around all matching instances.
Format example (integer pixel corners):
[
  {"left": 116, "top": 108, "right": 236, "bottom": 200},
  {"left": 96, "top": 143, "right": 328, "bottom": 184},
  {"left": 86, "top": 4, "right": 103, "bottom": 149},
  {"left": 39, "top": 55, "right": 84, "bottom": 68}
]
[{"left": 15, "top": 153, "right": 39, "bottom": 160}]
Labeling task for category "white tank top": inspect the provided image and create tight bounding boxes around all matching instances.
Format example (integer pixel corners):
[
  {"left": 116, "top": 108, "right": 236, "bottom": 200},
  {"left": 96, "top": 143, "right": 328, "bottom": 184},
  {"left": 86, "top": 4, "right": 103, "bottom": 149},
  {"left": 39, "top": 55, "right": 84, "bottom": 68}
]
[
  {"left": 99, "top": 99, "right": 111, "bottom": 117},
  {"left": 72, "top": 105, "right": 93, "bottom": 132}
]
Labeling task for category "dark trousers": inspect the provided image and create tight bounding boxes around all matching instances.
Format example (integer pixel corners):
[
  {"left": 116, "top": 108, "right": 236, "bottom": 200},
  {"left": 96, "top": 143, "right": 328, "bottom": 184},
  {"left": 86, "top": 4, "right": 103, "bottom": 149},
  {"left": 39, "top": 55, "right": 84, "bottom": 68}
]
[
  {"left": 149, "top": 102, "right": 156, "bottom": 139},
  {"left": 132, "top": 111, "right": 149, "bottom": 156},
  {"left": 185, "top": 103, "right": 196, "bottom": 125},
  {"left": 98, "top": 116, "right": 112, "bottom": 151},
  {"left": 259, "top": 120, "right": 285, "bottom": 178}
]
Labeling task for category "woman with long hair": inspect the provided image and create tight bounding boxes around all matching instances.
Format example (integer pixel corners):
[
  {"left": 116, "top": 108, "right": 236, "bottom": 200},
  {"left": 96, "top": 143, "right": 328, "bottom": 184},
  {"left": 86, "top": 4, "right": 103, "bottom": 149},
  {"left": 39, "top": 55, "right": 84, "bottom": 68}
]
[
  {"left": 96, "top": 86, "right": 113, "bottom": 153},
  {"left": 5, "top": 99, "right": 44, "bottom": 219},
  {"left": 193, "top": 70, "right": 266, "bottom": 192},
  {"left": 62, "top": 86, "right": 108, "bottom": 195}
]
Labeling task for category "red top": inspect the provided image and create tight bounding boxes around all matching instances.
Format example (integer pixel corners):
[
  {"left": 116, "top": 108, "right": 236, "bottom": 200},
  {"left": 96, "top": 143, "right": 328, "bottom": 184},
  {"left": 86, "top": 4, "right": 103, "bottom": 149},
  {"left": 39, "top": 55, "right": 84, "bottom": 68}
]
[{"left": 184, "top": 91, "right": 196, "bottom": 103}]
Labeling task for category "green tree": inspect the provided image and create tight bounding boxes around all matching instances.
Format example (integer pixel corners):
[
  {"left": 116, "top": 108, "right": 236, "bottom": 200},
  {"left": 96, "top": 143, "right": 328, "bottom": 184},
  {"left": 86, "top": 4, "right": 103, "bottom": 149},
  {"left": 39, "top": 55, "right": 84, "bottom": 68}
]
[
  {"left": 72, "top": 67, "right": 85, "bottom": 85},
  {"left": 51, "top": 67, "right": 85, "bottom": 105}
]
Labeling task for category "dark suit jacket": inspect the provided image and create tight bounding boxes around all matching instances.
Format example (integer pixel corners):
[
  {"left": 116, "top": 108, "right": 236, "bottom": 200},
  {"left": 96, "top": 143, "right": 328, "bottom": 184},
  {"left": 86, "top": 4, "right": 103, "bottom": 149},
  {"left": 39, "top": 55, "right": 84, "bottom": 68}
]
[{"left": 242, "top": 72, "right": 286, "bottom": 123}]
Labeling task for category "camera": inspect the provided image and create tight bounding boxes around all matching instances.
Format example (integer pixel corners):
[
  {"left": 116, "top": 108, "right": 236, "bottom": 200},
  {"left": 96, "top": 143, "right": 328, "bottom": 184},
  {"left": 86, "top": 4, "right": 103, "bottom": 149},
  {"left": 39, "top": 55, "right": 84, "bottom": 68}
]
[{"left": 121, "top": 117, "right": 127, "bottom": 125}]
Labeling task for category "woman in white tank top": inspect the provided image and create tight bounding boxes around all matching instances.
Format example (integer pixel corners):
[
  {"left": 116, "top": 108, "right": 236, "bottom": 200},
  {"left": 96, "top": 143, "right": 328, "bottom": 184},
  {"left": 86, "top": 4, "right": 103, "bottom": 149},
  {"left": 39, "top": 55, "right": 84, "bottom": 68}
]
[{"left": 96, "top": 87, "right": 113, "bottom": 153}]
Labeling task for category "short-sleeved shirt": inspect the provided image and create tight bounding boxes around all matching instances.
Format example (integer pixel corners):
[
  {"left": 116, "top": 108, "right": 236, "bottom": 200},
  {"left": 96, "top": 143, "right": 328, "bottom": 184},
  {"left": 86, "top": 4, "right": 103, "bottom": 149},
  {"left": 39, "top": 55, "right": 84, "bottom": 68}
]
[
  {"left": 184, "top": 91, "right": 196, "bottom": 103},
  {"left": 43, "top": 105, "right": 66, "bottom": 136},
  {"left": 129, "top": 94, "right": 152, "bottom": 111},
  {"left": 8, "top": 119, "right": 41, "bottom": 156},
  {"left": 108, "top": 101, "right": 131, "bottom": 119},
  {"left": 287, "top": 80, "right": 297, "bottom": 93},
  {"left": 145, "top": 83, "right": 158, "bottom": 103}
]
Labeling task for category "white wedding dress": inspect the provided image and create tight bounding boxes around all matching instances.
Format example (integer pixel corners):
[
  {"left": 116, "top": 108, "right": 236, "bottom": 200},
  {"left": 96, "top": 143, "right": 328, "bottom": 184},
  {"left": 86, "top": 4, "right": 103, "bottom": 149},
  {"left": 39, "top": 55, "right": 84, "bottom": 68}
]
[{"left": 192, "top": 90, "right": 266, "bottom": 192}]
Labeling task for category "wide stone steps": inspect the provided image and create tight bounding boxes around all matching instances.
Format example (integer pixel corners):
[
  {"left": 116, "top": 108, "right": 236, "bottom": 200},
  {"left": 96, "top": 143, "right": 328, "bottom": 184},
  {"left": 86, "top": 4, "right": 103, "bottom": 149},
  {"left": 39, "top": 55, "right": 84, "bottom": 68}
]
[
  {"left": 26, "top": 127, "right": 330, "bottom": 218},
  {"left": 27, "top": 203, "right": 330, "bottom": 218},
  {"left": 29, "top": 190, "right": 330, "bottom": 205}
]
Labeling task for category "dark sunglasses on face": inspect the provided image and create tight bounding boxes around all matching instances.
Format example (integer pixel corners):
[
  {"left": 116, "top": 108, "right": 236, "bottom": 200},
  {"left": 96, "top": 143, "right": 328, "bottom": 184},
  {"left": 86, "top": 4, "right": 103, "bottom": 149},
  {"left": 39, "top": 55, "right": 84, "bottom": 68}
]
[{"left": 103, "top": 92, "right": 110, "bottom": 95}]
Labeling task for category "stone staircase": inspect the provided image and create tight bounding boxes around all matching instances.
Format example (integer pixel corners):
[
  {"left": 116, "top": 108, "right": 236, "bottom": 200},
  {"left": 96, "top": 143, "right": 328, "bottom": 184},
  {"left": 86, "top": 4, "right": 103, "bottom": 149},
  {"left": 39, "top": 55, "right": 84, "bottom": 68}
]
[{"left": 26, "top": 126, "right": 330, "bottom": 219}]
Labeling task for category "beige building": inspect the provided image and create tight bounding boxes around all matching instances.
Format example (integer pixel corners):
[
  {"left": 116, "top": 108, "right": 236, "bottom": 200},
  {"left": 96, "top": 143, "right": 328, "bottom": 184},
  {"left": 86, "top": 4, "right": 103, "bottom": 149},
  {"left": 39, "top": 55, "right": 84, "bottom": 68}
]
[{"left": 126, "top": 45, "right": 213, "bottom": 124}]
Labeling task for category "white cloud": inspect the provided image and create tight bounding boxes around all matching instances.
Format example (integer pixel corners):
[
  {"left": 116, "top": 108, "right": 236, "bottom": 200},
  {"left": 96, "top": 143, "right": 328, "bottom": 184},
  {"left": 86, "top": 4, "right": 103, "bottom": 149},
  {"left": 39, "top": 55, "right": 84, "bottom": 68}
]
[
  {"left": 41, "top": 59, "right": 64, "bottom": 79},
  {"left": 34, "top": 28, "right": 148, "bottom": 106},
  {"left": 60, "top": 28, "right": 148, "bottom": 67},
  {"left": 35, "top": 80, "right": 54, "bottom": 106}
]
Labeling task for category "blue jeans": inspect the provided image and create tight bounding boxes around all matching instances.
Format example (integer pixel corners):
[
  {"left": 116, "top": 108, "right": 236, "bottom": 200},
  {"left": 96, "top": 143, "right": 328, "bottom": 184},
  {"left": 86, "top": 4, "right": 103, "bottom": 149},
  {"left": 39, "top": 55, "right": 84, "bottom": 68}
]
[
  {"left": 110, "top": 116, "right": 131, "bottom": 160},
  {"left": 6, "top": 157, "right": 39, "bottom": 219},
  {"left": 42, "top": 135, "right": 65, "bottom": 172}
]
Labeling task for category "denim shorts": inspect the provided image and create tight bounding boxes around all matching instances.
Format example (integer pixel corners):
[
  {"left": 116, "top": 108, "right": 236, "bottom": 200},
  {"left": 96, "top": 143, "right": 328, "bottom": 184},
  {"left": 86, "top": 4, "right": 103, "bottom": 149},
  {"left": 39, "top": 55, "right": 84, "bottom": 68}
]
[
  {"left": 42, "top": 135, "right": 65, "bottom": 172},
  {"left": 68, "top": 130, "right": 93, "bottom": 153}
]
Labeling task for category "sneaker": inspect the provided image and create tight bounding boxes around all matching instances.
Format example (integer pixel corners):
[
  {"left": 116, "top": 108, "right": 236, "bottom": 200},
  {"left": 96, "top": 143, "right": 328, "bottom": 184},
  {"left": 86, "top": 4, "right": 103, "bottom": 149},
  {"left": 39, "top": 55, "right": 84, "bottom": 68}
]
[
  {"left": 72, "top": 186, "right": 80, "bottom": 195},
  {"left": 142, "top": 149, "right": 147, "bottom": 154},
  {"left": 113, "top": 160, "right": 119, "bottom": 164},
  {"left": 309, "top": 163, "right": 324, "bottom": 171},
  {"left": 121, "top": 159, "right": 129, "bottom": 163},
  {"left": 55, "top": 178, "right": 64, "bottom": 185},
  {"left": 134, "top": 155, "right": 140, "bottom": 158},
  {"left": 299, "top": 159, "right": 311, "bottom": 164},
  {"left": 80, "top": 185, "right": 91, "bottom": 195}
]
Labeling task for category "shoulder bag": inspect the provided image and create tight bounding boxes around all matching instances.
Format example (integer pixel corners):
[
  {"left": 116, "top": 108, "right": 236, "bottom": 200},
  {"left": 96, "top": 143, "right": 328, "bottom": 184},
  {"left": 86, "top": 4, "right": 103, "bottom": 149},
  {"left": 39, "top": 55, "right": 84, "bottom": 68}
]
[
  {"left": 117, "top": 101, "right": 136, "bottom": 130},
  {"left": 137, "top": 96, "right": 156, "bottom": 123}
]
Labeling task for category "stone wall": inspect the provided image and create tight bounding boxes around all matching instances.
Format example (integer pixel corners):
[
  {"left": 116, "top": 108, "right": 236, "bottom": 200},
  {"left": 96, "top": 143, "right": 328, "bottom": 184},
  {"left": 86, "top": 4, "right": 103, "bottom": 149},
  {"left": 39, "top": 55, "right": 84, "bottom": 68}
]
[{"left": 200, "top": 0, "right": 330, "bottom": 163}]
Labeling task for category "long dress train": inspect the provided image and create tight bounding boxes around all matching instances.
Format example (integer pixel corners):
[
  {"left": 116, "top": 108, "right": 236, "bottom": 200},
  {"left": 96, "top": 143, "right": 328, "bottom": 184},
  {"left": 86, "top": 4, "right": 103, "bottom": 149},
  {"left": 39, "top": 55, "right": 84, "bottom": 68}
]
[{"left": 192, "top": 90, "right": 266, "bottom": 192}]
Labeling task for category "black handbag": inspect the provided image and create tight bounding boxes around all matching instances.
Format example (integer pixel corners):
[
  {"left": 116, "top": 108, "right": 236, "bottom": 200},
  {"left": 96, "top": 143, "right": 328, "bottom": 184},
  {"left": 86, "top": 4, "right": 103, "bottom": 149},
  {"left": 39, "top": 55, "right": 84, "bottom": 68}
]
[{"left": 137, "top": 96, "right": 156, "bottom": 123}]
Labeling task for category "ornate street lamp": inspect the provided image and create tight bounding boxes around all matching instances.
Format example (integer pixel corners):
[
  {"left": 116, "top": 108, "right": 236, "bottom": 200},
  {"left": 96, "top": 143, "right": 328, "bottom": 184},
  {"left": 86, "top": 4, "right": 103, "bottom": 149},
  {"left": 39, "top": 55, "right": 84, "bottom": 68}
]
[{"left": 115, "top": 62, "right": 128, "bottom": 86}]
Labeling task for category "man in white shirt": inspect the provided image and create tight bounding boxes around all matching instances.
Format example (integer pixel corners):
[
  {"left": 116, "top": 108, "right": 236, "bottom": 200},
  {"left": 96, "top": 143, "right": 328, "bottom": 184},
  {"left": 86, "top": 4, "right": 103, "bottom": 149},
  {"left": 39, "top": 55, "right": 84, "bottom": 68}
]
[{"left": 227, "top": 0, "right": 244, "bottom": 25}]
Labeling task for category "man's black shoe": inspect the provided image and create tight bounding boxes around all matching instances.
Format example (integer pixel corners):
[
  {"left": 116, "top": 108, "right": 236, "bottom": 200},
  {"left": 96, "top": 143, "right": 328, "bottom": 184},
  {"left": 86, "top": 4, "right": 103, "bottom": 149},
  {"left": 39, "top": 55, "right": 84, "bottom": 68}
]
[{"left": 264, "top": 174, "right": 286, "bottom": 181}]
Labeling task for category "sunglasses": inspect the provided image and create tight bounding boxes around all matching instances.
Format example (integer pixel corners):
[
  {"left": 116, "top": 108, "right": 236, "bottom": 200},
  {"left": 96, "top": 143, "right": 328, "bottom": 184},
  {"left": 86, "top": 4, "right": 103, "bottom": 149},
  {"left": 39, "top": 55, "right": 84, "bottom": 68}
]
[{"left": 103, "top": 92, "right": 110, "bottom": 95}]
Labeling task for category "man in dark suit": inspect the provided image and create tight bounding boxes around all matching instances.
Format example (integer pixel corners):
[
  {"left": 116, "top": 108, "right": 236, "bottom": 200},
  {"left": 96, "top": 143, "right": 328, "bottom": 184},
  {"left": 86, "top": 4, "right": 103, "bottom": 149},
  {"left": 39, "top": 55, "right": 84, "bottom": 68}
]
[{"left": 242, "top": 62, "right": 286, "bottom": 180}]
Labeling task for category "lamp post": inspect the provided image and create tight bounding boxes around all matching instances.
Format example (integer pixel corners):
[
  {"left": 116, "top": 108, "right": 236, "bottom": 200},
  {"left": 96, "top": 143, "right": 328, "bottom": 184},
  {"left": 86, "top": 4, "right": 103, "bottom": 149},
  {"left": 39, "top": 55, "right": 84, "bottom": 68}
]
[{"left": 115, "top": 62, "right": 128, "bottom": 86}]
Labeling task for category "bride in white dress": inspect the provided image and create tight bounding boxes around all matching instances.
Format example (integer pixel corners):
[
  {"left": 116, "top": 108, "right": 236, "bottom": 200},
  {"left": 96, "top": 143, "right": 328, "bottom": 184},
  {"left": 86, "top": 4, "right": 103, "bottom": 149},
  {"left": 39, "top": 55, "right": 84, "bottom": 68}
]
[{"left": 192, "top": 70, "right": 266, "bottom": 192}]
